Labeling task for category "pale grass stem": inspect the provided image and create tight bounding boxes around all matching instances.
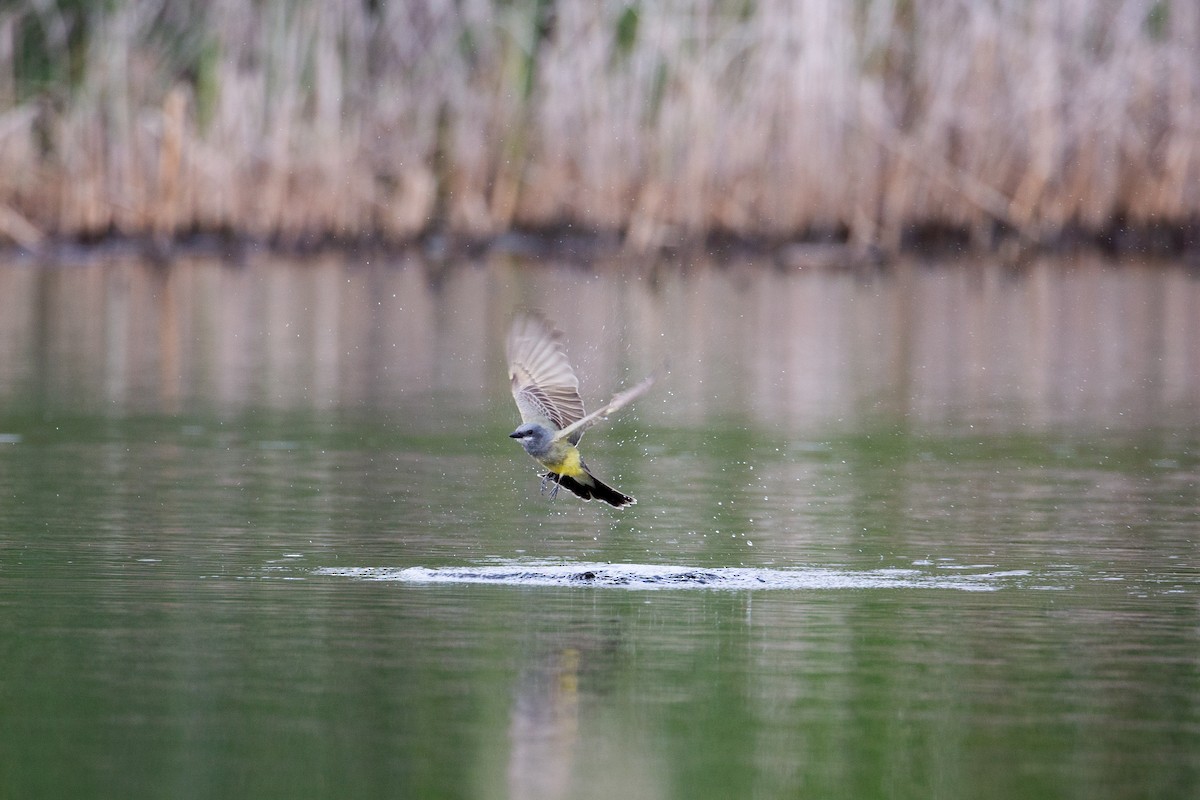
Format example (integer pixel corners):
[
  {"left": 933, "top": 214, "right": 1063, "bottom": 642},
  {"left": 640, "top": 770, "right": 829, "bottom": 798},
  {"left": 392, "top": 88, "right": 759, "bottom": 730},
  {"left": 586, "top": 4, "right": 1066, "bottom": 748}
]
[{"left": 0, "top": 0, "right": 1194, "bottom": 252}]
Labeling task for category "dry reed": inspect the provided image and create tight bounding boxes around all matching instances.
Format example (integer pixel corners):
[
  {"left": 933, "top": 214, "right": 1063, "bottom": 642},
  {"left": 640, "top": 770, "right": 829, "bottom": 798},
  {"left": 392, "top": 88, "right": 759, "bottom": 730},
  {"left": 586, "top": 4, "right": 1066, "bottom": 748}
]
[{"left": 0, "top": 0, "right": 1196, "bottom": 251}]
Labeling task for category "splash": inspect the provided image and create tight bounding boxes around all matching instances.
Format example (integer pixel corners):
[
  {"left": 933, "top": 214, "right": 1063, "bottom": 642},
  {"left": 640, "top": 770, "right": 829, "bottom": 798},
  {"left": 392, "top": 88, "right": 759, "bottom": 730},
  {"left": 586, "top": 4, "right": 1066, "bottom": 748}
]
[{"left": 314, "top": 562, "right": 1032, "bottom": 592}]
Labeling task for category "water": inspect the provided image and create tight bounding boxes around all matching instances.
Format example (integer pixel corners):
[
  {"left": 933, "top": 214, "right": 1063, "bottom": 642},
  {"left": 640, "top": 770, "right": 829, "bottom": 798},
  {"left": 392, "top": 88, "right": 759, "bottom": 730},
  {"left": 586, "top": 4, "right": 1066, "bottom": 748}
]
[{"left": 0, "top": 252, "right": 1197, "bottom": 798}]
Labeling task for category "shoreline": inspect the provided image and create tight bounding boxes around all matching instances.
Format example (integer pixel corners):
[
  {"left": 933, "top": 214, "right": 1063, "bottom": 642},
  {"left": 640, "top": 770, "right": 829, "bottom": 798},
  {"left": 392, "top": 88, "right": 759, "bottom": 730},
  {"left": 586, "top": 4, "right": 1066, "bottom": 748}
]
[{"left": 3, "top": 220, "right": 1198, "bottom": 270}]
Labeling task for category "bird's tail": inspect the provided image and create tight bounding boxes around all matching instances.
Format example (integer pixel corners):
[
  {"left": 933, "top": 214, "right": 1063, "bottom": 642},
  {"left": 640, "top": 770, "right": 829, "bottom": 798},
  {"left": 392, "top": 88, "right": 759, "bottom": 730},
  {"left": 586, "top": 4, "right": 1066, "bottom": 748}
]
[{"left": 547, "top": 471, "right": 636, "bottom": 508}]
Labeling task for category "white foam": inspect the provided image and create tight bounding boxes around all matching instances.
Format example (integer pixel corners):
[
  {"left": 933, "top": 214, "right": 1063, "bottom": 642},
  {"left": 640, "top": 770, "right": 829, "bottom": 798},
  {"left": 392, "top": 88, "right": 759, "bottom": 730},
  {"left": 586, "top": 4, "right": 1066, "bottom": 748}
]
[{"left": 314, "top": 562, "right": 1032, "bottom": 592}]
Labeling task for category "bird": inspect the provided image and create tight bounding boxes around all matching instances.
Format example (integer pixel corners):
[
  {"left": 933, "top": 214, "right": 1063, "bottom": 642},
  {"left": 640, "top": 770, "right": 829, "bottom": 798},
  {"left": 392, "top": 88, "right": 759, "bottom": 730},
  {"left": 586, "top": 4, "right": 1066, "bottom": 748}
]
[{"left": 506, "top": 314, "right": 654, "bottom": 508}]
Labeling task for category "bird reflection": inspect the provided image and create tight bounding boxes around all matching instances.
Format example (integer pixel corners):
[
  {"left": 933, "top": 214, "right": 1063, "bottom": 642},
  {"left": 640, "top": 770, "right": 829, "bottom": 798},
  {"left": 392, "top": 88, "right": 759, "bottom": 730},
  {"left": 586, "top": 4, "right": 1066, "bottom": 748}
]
[
  {"left": 507, "top": 645, "right": 582, "bottom": 800},
  {"left": 507, "top": 625, "right": 619, "bottom": 800}
]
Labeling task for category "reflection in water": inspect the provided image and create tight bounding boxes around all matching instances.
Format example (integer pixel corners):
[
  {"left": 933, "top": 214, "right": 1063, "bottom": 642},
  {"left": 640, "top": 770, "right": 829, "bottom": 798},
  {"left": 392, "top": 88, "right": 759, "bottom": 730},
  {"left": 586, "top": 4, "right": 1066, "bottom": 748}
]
[
  {"left": 0, "top": 254, "right": 1196, "bottom": 431},
  {"left": 503, "top": 608, "right": 659, "bottom": 800},
  {"left": 508, "top": 644, "right": 581, "bottom": 800}
]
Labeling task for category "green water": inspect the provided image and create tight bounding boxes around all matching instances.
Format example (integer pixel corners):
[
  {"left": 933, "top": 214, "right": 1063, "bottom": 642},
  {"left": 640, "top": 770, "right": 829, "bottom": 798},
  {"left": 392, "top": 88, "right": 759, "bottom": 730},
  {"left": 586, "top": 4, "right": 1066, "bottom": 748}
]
[{"left": 1, "top": 255, "right": 1198, "bottom": 798}]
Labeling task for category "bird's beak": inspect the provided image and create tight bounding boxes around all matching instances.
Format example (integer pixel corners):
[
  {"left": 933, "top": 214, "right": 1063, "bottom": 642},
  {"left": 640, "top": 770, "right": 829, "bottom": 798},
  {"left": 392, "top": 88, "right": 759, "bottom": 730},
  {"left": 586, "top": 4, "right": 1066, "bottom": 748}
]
[{"left": 509, "top": 430, "right": 521, "bottom": 438}]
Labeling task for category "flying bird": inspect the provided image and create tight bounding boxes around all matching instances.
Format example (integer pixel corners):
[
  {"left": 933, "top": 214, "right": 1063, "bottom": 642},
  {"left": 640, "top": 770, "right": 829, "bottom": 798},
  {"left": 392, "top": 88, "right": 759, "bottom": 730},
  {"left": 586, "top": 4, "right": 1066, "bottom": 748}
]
[{"left": 506, "top": 314, "right": 654, "bottom": 508}]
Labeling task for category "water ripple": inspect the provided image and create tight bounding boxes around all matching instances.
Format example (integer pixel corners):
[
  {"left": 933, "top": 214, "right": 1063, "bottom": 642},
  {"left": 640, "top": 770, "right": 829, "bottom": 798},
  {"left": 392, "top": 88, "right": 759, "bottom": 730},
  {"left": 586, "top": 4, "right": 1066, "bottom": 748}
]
[{"left": 314, "top": 563, "right": 1034, "bottom": 592}]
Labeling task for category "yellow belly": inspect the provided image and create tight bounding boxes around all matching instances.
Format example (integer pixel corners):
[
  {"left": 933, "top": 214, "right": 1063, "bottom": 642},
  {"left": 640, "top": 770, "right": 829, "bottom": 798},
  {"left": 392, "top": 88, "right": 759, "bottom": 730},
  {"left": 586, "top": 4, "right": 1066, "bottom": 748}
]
[{"left": 542, "top": 444, "right": 585, "bottom": 478}]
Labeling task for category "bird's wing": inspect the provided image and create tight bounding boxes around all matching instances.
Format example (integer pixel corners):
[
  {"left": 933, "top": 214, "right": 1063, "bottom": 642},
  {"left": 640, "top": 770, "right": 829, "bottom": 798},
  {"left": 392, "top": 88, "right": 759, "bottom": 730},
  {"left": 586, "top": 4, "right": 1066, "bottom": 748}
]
[
  {"left": 552, "top": 375, "right": 655, "bottom": 444},
  {"left": 506, "top": 314, "right": 586, "bottom": 432}
]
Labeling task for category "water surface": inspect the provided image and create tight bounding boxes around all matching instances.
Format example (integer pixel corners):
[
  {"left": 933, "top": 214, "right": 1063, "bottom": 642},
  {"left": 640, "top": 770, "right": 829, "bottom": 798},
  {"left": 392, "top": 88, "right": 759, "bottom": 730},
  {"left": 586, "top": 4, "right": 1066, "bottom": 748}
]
[{"left": 0, "top": 253, "right": 1197, "bottom": 798}]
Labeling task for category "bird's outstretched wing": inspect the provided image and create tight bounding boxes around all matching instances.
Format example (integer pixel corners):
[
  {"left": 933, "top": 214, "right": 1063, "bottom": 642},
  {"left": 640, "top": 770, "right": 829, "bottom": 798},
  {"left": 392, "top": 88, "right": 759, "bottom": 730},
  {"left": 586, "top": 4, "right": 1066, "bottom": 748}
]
[
  {"left": 506, "top": 314, "right": 586, "bottom": 434},
  {"left": 552, "top": 375, "right": 655, "bottom": 444}
]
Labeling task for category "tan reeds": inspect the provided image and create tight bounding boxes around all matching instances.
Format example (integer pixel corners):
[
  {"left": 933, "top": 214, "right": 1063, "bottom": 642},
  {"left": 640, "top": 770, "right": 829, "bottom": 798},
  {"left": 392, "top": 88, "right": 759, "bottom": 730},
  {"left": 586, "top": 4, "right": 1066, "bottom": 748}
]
[{"left": 0, "top": 0, "right": 1196, "bottom": 249}]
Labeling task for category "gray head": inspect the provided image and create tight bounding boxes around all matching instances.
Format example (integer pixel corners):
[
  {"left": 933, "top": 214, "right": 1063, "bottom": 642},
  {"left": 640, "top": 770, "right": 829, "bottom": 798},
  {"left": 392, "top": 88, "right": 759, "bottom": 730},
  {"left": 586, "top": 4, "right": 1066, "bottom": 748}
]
[{"left": 509, "top": 422, "right": 553, "bottom": 457}]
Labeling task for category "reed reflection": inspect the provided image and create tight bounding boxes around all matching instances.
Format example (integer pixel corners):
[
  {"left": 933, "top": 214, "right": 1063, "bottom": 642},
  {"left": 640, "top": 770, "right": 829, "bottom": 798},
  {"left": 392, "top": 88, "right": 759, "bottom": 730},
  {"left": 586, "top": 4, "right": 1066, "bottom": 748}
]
[{"left": 0, "top": 254, "right": 1195, "bottom": 434}]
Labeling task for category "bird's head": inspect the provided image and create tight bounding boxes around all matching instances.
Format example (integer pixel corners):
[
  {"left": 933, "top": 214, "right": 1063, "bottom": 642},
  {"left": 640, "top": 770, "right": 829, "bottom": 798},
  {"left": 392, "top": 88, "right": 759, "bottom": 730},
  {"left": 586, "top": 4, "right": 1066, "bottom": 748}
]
[{"left": 509, "top": 422, "right": 552, "bottom": 456}]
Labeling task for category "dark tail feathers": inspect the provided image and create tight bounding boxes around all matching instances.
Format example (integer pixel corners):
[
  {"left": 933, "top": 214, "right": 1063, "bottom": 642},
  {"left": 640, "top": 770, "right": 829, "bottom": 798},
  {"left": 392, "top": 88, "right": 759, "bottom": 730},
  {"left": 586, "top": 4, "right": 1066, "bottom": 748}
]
[{"left": 546, "top": 472, "right": 636, "bottom": 508}]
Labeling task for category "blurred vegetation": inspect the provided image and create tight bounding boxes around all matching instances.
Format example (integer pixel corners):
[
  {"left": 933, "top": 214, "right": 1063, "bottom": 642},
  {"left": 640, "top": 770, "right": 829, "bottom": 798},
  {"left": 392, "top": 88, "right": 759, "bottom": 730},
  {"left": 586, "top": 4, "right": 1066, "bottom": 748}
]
[{"left": 0, "top": 0, "right": 1196, "bottom": 253}]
